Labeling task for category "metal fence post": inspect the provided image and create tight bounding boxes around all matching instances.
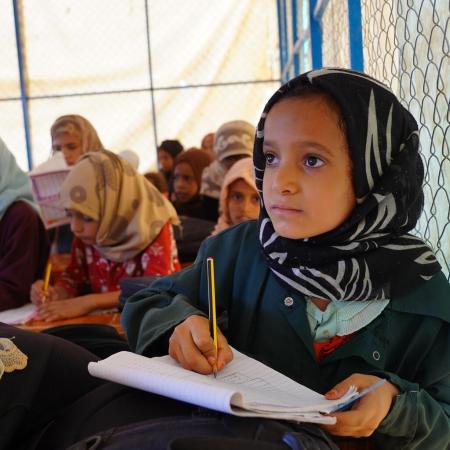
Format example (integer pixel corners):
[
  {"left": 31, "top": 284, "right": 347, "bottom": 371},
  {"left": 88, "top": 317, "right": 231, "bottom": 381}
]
[
  {"left": 12, "top": 0, "right": 33, "bottom": 169},
  {"left": 310, "top": 0, "right": 323, "bottom": 69},
  {"left": 348, "top": 0, "right": 364, "bottom": 71}
]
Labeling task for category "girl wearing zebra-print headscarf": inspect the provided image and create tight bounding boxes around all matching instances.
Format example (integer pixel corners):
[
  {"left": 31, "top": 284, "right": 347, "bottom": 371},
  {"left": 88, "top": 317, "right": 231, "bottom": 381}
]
[
  {"left": 253, "top": 68, "right": 445, "bottom": 437},
  {"left": 122, "top": 69, "right": 450, "bottom": 448},
  {"left": 256, "top": 68, "right": 441, "bottom": 302}
]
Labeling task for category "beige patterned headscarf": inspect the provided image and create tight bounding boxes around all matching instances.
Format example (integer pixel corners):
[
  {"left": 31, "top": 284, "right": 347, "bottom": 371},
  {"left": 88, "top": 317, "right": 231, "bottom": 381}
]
[
  {"left": 60, "top": 150, "right": 179, "bottom": 262},
  {"left": 51, "top": 114, "right": 104, "bottom": 155}
]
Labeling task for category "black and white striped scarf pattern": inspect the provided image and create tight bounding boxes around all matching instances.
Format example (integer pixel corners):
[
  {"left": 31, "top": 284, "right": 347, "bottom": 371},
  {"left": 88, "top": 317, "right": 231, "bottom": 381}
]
[{"left": 254, "top": 68, "right": 440, "bottom": 301}]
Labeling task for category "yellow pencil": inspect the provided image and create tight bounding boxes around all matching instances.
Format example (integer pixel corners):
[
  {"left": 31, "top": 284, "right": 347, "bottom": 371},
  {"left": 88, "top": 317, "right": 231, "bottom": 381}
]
[
  {"left": 42, "top": 261, "right": 52, "bottom": 303},
  {"left": 206, "top": 257, "right": 218, "bottom": 378}
]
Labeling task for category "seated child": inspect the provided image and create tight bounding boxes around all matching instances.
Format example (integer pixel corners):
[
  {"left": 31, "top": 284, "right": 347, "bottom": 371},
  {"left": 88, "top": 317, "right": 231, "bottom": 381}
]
[
  {"left": 49, "top": 114, "right": 105, "bottom": 252},
  {"left": 200, "top": 120, "right": 255, "bottom": 217},
  {"left": 30, "top": 150, "right": 180, "bottom": 321},
  {"left": 172, "top": 148, "right": 215, "bottom": 221},
  {"left": 212, "top": 156, "right": 259, "bottom": 235},
  {"left": 51, "top": 114, "right": 104, "bottom": 166},
  {"left": 122, "top": 69, "right": 450, "bottom": 449},
  {"left": 0, "top": 138, "right": 49, "bottom": 311},
  {"left": 157, "top": 139, "right": 184, "bottom": 185}
]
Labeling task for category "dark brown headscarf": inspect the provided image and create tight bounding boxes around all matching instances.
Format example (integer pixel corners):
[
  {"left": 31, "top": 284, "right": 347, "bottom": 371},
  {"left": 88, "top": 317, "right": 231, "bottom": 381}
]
[{"left": 174, "top": 149, "right": 213, "bottom": 192}]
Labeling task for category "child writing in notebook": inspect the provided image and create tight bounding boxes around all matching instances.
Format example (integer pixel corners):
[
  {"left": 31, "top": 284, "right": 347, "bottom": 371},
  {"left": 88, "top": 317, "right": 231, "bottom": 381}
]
[
  {"left": 30, "top": 150, "right": 180, "bottom": 321},
  {"left": 122, "top": 69, "right": 450, "bottom": 449},
  {"left": 48, "top": 114, "right": 105, "bottom": 253}
]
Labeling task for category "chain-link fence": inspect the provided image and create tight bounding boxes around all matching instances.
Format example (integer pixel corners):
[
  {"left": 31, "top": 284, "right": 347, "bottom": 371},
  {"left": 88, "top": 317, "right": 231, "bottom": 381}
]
[
  {"left": 361, "top": 0, "right": 450, "bottom": 277},
  {"left": 321, "top": 0, "right": 350, "bottom": 68},
  {"left": 0, "top": 0, "right": 280, "bottom": 171},
  {"left": 279, "top": 0, "right": 449, "bottom": 278}
]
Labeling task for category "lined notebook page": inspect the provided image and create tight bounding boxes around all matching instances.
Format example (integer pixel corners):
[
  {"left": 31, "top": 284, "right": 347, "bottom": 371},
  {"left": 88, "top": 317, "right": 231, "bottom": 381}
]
[
  {"left": 218, "top": 350, "right": 335, "bottom": 412},
  {"left": 88, "top": 351, "right": 238, "bottom": 414},
  {"left": 88, "top": 349, "right": 355, "bottom": 424}
]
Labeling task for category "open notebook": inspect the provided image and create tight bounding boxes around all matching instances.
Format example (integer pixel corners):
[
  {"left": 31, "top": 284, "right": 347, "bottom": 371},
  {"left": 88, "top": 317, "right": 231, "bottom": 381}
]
[
  {"left": 88, "top": 348, "right": 358, "bottom": 424},
  {"left": 0, "top": 303, "right": 37, "bottom": 324}
]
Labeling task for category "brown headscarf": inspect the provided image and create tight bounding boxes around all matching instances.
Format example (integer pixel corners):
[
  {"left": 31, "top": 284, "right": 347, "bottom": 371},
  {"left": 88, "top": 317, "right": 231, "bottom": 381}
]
[
  {"left": 51, "top": 114, "right": 104, "bottom": 155},
  {"left": 173, "top": 149, "right": 213, "bottom": 191},
  {"left": 60, "top": 150, "right": 179, "bottom": 262}
]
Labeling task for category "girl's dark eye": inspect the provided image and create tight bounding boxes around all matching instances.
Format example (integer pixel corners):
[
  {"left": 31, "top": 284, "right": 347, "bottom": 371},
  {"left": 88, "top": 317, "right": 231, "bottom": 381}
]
[
  {"left": 230, "top": 192, "right": 243, "bottom": 201},
  {"left": 305, "top": 156, "right": 325, "bottom": 168},
  {"left": 264, "top": 152, "right": 276, "bottom": 165}
]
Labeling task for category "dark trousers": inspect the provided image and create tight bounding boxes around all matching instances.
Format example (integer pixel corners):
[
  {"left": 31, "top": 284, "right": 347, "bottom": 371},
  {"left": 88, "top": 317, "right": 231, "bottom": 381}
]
[
  {"left": 0, "top": 323, "right": 102, "bottom": 450},
  {"left": 0, "top": 323, "right": 345, "bottom": 450},
  {"left": 40, "top": 383, "right": 338, "bottom": 450}
]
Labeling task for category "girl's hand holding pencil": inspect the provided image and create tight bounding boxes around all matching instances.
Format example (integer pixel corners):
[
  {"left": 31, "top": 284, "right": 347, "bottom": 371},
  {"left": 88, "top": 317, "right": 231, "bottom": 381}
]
[
  {"left": 30, "top": 280, "right": 59, "bottom": 304},
  {"left": 169, "top": 315, "right": 233, "bottom": 375},
  {"left": 169, "top": 257, "right": 234, "bottom": 376},
  {"left": 30, "top": 263, "right": 60, "bottom": 305}
]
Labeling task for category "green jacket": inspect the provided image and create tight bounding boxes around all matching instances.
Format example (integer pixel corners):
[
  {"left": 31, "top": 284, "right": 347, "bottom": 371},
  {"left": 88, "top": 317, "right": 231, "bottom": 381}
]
[{"left": 122, "top": 221, "right": 450, "bottom": 450}]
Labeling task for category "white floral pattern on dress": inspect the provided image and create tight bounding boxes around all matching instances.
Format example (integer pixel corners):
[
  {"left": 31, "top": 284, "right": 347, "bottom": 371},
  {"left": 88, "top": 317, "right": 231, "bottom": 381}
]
[
  {"left": 85, "top": 247, "right": 93, "bottom": 265},
  {"left": 76, "top": 247, "right": 84, "bottom": 266},
  {"left": 55, "top": 223, "right": 180, "bottom": 297},
  {"left": 141, "top": 252, "right": 150, "bottom": 270},
  {"left": 125, "top": 261, "right": 136, "bottom": 275},
  {"left": 149, "top": 243, "right": 163, "bottom": 257}
]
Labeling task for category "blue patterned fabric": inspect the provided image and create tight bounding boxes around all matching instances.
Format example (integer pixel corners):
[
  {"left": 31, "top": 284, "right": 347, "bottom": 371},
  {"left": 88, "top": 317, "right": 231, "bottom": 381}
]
[{"left": 0, "top": 138, "right": 37, "bottom": 221}]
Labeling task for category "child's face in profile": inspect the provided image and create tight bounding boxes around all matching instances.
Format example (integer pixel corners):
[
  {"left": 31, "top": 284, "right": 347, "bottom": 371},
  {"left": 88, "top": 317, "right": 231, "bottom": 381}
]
[
  {"left": 67, "top": 209, "right": 99, "bottom": 245},
  {"left": 228, "top": 178, "right": 260, "bottom": 225},
  {"left": 173, "top": 162, "right": 198, "bottom": 204},
  {"left": 201, "top": 133, "right": 214, "bottom": 153},
  {"left": 52, "top": 132, "right": 82, "bottom": 166},
  {"left": 262, "top": 95, "right": 356, "bottom": 239},
  {"left": 158, "top": 150, "right": 174, "bottom": 173}
]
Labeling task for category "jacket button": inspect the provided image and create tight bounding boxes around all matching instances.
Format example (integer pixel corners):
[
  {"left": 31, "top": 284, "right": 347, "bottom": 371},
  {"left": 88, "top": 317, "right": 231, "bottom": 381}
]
[
  {"left": 373, "top": 351, "right": 381, "bottom": 361},
  {"left": 284, "top": 297, "right": 294, "bottom": 307}
]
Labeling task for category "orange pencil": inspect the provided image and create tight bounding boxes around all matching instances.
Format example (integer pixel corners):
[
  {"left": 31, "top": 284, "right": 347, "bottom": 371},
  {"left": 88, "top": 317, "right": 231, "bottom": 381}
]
[
  {"left": 206, "top": 257, "right": 218, "bottom": 378},
  {"left": 42, "top": 261, "right": 52, "bottom": 303}
]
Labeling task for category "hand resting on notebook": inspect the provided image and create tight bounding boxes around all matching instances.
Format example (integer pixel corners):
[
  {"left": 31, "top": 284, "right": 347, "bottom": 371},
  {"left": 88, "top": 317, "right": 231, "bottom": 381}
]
[{"left": 322, "top": 373, "right": 400, "bottom": 438}]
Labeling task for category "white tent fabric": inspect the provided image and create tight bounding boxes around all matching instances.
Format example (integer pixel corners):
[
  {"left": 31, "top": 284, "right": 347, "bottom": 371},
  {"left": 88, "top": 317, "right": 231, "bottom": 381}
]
[{"left": 0, "top": 0, "right": 280, "bottom": 172}]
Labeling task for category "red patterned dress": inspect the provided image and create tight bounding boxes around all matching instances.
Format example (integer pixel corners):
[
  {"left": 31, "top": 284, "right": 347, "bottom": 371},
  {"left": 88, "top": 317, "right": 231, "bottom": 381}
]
[{"left": 55, "top": 222, "right": 179, "bottom": 297}]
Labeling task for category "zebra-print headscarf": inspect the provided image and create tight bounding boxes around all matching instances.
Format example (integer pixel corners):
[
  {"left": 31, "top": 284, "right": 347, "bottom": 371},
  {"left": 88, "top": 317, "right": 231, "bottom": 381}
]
[{"left": 255, "top": 68, "right": 441, "bottom": 301}]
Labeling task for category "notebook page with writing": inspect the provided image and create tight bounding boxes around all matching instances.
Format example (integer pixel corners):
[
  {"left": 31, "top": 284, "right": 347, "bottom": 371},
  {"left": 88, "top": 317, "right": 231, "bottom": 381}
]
[
  {"left": 88, "top": 348, "right": 356, "bottom": 424},
  {"left": 217, "top": 350, "right": 353, "bottom": 414},
  {"left": 88, "top": 351, "right": 238, "bottom": 415}
]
